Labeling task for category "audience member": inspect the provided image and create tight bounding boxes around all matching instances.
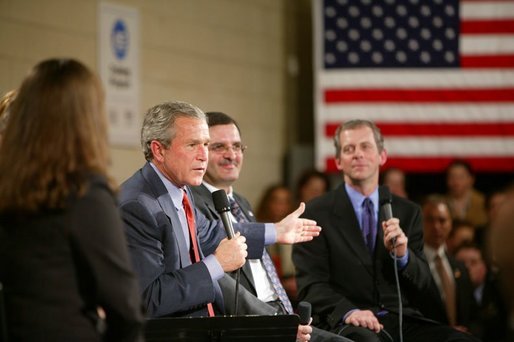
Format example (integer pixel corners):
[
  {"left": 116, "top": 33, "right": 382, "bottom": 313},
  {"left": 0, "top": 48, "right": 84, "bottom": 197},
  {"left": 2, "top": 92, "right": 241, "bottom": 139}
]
[
  {"left": 420, "top": 195, "right": 478, "bottom": 332},
  {"left": 476, "top": 188, "right": 507, "bottom": 251},
  {"left": 293, "top": 119, "right": 478, "bottom": 341},
  {"left": 381, "top": 167, "right": 408, "bottom": 198},
  {"left": 296, "top": 169, "right": 332, "bottom": 204},
  {"left": 118, "top": 101, "right": 320, "bottom": 319},
  {"left": 489, "top": 185, "right": 514, "bottom": 341},
  {"left": 0, "top": 58, "right": 144, "bottom": 341},
  {"left": 446, "top": 219, "right": 476, "bottom": 256},
  {"left": 0, "top": 89, "right": 16, "bottom": 142},
  {"left": 455, "top": 243, "right": 509, "bottom": 341},
  {"left": 445, "top": 160, "right": 487, "bottom": 227},
  {"left": 191, "top": 111, "right": 351, "bottom": 342}
]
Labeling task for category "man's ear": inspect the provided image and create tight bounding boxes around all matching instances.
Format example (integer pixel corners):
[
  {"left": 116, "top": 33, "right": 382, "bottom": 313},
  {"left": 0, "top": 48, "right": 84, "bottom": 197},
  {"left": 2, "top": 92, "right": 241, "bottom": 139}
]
[
  {"left": 150, "top": 140, "right": 165, "bottom": 163},
  {"left": 335, "top": 156, "right": 344, "bottom": 171},
  {"left": 379, "top": 148, "right": 388, "bottom": 167}
]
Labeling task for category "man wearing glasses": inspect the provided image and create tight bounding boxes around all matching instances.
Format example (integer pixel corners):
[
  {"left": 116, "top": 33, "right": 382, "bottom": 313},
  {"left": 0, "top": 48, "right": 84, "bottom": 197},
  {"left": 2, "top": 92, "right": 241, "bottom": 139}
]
[{"left": 192, "top": 111, "right": 353, "bottom": 342}]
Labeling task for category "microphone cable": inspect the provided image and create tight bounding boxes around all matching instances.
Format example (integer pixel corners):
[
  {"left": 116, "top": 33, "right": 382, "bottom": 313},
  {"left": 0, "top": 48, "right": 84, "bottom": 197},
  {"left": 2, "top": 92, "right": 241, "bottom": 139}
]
[
  {"left": 234, "top": 269, "right": 240, "bottom": 316},
  {"left": 392, "top": 239, "right": 403, "bottom": 342},
  {"left": 381, "top": 186, "right": 403, "bottom": 342}
]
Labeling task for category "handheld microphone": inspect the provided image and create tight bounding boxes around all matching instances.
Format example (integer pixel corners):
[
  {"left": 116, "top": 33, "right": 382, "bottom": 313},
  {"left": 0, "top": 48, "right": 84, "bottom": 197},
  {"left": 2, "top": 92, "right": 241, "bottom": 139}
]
[
  {"left": 297, "top": 301, "right": 311, "bottom": 325},
  {"left": 212, "top": 189, "right": 235, "bottom": 239},
  {"left": 379, "top": 186, "right": 394, "bottom": 245},
  {"left": 212, "top": 189, "right": 241, "bottom": 315}
]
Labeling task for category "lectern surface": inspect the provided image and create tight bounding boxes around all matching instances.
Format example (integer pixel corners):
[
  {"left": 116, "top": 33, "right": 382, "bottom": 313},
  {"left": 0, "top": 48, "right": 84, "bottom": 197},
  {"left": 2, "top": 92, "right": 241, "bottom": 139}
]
[{"left": 145, "top": 314, "right": 299, "bottom": 342}]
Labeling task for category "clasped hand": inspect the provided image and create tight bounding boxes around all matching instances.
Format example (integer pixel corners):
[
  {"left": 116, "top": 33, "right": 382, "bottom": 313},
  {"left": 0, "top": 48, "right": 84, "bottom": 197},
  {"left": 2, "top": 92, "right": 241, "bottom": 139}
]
[{"left": 214, "top": 232, "right": 247, "bottom": 272}]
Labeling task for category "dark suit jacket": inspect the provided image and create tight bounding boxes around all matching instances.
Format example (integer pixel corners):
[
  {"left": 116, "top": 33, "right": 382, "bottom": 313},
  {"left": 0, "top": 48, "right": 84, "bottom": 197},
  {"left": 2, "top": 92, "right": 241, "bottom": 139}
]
[
  {"left": 119, "top": 163, "right": 266, "bottom": 318},
  {"left": 0, "top": 175, "right": 144, "bottom": 341},
  {"left": 293, "top": 183, "right": 433, "bottom": 331},
  {"left": 416, "top": 252, "right": 477, "bottom": 328}
]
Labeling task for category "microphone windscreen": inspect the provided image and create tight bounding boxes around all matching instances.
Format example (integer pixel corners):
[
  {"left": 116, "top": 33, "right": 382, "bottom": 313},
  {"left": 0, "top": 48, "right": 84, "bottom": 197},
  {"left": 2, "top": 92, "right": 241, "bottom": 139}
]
[
  {"left": 212, "top": 189, "right": 230, "bottom": 213},
  {"left": 297, "top": 301, "right": 311, "bottom": 325}
]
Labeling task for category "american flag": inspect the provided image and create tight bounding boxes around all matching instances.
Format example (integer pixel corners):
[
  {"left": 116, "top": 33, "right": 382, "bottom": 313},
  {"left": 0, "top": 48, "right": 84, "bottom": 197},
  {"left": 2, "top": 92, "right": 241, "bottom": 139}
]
[{"left": 315, "top": 0, "right": 514, "bottom": 173}]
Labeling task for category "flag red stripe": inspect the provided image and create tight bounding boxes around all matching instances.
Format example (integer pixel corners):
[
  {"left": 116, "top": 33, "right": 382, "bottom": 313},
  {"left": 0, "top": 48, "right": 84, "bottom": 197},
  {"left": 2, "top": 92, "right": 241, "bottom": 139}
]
[
  {"left": 461, "top": 19, "right": 514, "bottom": 34},
  {"left": 324, "top": 88, "right": 514, "bottom": 103},
  {"left": 461, "top": 54, "right": 514, "bottom": 68},
  {"left": 324, "top": 122, "right": 514, "bottom": 137},
  {"left": 325, "top": 156, "right": 514, "bottom": 173}
]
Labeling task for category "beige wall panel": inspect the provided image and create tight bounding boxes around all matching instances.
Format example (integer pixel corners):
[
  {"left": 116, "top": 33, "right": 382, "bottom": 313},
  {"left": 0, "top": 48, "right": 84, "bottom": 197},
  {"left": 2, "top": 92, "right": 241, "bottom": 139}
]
[
  {"left": 8, "top": 0, "right": 95, "bottom": 35},
  {"left": 1, "top": 0, "right": 294, "bottom": 207}
]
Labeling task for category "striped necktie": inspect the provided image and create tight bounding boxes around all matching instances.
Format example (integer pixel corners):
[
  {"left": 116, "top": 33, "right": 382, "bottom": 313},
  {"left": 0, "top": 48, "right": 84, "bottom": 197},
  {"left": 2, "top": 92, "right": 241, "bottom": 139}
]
[{"left": 229, "top": 197, "right": 294, "bottom": 314}]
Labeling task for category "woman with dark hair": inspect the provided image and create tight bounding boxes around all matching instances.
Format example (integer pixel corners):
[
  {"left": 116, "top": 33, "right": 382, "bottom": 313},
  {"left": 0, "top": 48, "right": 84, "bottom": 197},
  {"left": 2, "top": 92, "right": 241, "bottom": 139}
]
[
  {"left": 296, "top": 169, "right": 331, "bottom": 204},
  {"left": 0, "top": 58, "right": 144, "bottom": 341}
]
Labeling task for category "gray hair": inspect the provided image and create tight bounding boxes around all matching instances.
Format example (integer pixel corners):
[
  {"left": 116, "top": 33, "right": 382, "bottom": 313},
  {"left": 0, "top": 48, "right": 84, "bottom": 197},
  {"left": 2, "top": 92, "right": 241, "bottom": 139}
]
[
  {"left": 141, "top": 101, "right": 206, "bottom": 161},
  {"left": 333, "top": 119, "right": 384, "bottom": 158}
]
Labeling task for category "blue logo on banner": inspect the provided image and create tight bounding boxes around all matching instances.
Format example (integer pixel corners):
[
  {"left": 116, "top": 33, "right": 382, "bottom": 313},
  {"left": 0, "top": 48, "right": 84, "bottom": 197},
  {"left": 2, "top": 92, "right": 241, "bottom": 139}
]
[{"left": 111, "top": 19, "right": 129, "bottom": 60}]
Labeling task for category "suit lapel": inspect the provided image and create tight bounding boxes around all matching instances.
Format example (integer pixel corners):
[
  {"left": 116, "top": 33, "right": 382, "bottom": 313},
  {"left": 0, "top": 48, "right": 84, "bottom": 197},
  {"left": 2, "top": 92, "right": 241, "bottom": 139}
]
[{"left": 142, "top": 163, "right": 191, "bottom": 268}]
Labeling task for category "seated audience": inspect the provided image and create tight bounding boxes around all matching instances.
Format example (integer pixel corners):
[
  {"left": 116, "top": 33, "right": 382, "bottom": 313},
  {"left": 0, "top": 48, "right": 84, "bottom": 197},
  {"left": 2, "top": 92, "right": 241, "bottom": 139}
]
[
  {"left": 445, "top": 160, "right": 487, "bottom": 227},
  {"left": 381, "top": 167, "right": 408, "bottom": 198},
  {"left": 296, "top": 169, "right": 332, "bottom": 204},
  {"left": 455, "top": 243, "right": 509, "bottom": 341},
  {"left": 489, "top": 185, "right": 514, "bottom": 341},
  {"left": 446, "top": 220, "right": 476, "bottom": 256},
  {"left": 0, "top": 89, "right": 16, "bottom": 143},
  {"left": 420, "top": 195, "right": 478, "bottom": 333}
]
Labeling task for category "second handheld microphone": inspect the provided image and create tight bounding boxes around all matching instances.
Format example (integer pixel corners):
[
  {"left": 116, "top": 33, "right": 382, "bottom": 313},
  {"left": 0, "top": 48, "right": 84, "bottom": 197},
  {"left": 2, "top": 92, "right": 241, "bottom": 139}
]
[{"left": 212, "top": 189, "right": 236, "bottom": 239}]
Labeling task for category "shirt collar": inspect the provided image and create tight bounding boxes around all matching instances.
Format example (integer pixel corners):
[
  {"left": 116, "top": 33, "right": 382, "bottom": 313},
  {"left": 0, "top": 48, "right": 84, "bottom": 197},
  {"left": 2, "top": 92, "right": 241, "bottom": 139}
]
[
  {"left": 424, "top": 244, "right": 447, "bottom": 261},
  {"left": 150, "top": 162, "right": 184, "bottom": 210},
  {"left": 345, "top": 183, "right": 379, "bottom": 210}
]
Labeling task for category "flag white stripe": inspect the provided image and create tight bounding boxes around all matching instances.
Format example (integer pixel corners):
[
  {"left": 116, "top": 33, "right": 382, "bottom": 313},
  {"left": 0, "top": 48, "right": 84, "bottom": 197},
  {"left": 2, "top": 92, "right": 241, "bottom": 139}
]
[
  {"left": 319, "top": 70, "right": 514, "bottom": 88},
  {"left": 461, "top": 2, "right": 514, "bottom": 20},
  {"left": 320, "top": 105, "right": 514, "bottom": 122},
  {"left": 319, "top": 137, "right": 514, "bottom": 156},
  {"left": 461, "top": 36, "right": 514, "bottom": 55}
]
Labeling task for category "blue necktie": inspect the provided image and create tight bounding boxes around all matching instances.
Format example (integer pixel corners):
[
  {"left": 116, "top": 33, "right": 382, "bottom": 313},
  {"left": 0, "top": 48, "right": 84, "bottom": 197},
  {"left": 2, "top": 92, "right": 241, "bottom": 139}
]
[
  {"left": 362, "top": 198, "right": 376, "bottom": 254},
  {"left": 229, "top": 197, "right": 294, "bottom": 314}
]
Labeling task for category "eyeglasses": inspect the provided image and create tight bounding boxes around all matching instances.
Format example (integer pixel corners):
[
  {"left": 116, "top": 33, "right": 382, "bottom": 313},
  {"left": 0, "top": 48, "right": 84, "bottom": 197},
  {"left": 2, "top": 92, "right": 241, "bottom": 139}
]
[{"left": 208, "top": 142, "right": 247, "bottom": 154}]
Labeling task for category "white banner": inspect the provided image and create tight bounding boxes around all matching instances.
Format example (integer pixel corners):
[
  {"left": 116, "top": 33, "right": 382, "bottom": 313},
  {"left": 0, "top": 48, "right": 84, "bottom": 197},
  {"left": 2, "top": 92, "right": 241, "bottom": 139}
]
[{"left": 99, "top": 2, "right": 140, "bottom": 147}]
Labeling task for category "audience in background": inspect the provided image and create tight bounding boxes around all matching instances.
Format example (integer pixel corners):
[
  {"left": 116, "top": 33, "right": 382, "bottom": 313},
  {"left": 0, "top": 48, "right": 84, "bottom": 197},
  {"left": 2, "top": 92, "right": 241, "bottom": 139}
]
[
  {"left": 446, "top": 219, "right": 476, "bottom": 256},
  {"left": 455, "top": 243, "right": 508, "bottom": 341},
  {"left": 476, "top": 188, "right": 507, "bottom": 251},
  {"left": 420, "top": 195, "right": 477, "bottom": 333},
  {"left": 489, "top": 185, "right": 514, "bottom": 341},
  {"left": 381, "top": 167, "right": 408, "bottom": 198},
  {"left": 0, "top": 89, "right": 16, "bottom": 143},
  {"left": 445, "top": 160, "right": 487, "bottom": 227},
  {"left": 296, "top": 169, "right": 332, "bottom": 204},
  {"left": 255, "top": 184, "right": 297, "bottom": 303},
  {"left": 0, "top": 58, "right": 144, "bottom": 341}
]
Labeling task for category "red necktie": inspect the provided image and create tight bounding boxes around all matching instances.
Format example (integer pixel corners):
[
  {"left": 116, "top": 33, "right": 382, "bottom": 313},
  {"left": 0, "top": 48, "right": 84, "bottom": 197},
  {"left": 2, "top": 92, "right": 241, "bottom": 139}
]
[{"left": 182, "top": 190, "right": 215, "bottom": 317}]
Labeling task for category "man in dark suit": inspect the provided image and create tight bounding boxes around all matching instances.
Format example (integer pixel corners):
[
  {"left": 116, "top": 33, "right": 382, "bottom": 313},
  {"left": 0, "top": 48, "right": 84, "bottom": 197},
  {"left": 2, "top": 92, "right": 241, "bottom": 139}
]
[
  {"left": 118, "top": 101, "right": 320, "bottom": 319},
  {"left": 191, "top": 111, "right": 352, "bottom": 342},
  {"left": 293, "top": 120, "right": 479, "bottom": 341},
  {"left": 420, "top": 195, "right": 478, "bottom": 332}
]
